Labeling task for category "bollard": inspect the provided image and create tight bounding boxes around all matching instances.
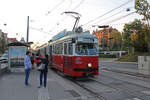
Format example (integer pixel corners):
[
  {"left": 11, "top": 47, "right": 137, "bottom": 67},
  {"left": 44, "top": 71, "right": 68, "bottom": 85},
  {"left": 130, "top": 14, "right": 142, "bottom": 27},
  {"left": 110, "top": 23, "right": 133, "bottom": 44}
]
[{"left": 138, "top": 56, "right": 150, "bottom": 75}]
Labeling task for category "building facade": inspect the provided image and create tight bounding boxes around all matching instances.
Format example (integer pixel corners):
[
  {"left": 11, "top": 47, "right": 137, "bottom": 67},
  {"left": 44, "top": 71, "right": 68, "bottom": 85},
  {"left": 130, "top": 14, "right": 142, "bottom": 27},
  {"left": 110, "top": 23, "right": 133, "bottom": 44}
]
[
  {"left": 8, "top": 38, "right": 18, "bottom": 43},
  {"left": 0, "top": 29, "right": 8, "bottom": 44},
  {"left": 93, "top": 28, "right": 111, "bottom": 49}
]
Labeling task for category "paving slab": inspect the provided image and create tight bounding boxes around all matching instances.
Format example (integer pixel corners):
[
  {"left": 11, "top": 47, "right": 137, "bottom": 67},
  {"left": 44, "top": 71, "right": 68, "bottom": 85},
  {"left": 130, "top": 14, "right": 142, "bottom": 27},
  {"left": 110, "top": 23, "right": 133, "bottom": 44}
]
[{"left": 0, "top": 69, "right": 81, "bottom": 100}]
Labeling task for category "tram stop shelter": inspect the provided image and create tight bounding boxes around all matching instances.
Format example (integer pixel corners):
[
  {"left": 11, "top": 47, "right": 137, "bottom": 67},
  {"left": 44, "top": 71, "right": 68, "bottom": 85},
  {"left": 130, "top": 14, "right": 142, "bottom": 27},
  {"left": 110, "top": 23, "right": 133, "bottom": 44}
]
[{"left": 8, "top": 42, "right": 29, "bottom": 72}]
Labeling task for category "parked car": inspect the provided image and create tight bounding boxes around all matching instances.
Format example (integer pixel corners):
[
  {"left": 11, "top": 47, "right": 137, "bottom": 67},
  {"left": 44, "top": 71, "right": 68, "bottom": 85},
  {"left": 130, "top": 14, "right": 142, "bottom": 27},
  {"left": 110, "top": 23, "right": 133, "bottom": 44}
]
[
  {"left": 0, "top": 54, "right": 2, "bottom": 57},
  {"left": 0, "top": 54, "right": 8, "bottom": 61}
]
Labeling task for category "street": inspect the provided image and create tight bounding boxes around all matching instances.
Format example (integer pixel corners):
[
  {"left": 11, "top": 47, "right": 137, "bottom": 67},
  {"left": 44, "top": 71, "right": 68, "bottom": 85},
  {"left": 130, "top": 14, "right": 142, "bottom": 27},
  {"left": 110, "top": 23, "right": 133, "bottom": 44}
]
[{"left": 0, "top": 60, "right": 150, "bottom": 100}]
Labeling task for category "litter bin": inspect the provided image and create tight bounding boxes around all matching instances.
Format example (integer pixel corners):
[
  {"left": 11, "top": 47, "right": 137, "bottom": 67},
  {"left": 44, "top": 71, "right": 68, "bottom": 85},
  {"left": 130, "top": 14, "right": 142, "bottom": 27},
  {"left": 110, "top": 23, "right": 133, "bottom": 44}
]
[{"left": 138, "top": 56, "right": 150, "bottom": 75}]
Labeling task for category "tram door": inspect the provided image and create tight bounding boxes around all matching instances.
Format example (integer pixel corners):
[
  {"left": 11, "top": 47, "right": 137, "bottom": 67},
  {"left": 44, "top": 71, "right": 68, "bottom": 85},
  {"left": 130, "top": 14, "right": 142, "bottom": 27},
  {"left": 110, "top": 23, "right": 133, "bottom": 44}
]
[
  {"left": 63, "top": 42, "right": 73, "bottom": 74},
  {"left": 63, "top": 43, "right": 69, "bottom": 73},
  {"left": 49, "top": 46, "right": 53, "bottom": 66}
]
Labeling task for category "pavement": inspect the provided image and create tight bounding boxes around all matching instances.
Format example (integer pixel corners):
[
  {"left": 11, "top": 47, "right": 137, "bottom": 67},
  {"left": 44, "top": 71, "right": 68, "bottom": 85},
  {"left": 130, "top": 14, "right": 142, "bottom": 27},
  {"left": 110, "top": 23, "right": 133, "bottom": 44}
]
[
  {"left": 0, "top": 69, "right": 86, "bottom": 100},
  {"left": 99, "top": 58, "right": 138, "bottom": 64}
]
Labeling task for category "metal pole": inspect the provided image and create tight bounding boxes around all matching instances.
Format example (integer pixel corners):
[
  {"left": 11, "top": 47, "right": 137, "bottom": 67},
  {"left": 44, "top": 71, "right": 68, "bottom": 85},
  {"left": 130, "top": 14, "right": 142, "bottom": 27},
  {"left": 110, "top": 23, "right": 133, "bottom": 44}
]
[
  {"left": 27, "top": 16, "right": 29, "bottom": 43},
  {"left": 72, "top": 17, "right": 80, "bottom": 31}
]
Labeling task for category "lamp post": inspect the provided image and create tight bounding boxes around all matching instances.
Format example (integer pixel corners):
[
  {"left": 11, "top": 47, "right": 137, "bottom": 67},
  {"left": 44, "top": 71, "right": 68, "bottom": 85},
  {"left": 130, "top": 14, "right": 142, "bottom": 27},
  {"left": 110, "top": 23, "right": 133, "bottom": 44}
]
[{"left": 26, "top": 16, "right": 29, "bottom": 43}]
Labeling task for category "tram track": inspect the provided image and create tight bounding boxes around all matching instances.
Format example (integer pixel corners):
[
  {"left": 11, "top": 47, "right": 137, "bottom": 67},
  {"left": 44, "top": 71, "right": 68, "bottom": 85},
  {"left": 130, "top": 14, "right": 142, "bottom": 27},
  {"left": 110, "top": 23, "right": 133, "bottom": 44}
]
[
  {"left": 70, "top": 79, "right": 107, "bottom": 100},
  {"left": 102, "top": 67, "right": 150, "bottom": 79},
  {"left": 90, "top": 75, "right": 149, "bottom": 100},
  {"left": 99, "top": 71, "right": 150, "bottom": 90},
  {"left": 52, "top": 69, "right": 107, "bottom": 100},
  {"left": 51, "top": 69, "right": 149, "bottom": 100}
]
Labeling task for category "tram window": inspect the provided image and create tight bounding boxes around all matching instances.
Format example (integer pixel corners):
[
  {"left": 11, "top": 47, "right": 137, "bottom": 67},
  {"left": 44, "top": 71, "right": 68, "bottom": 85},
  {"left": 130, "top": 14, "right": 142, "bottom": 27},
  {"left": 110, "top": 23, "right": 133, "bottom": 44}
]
[
  {"left": 75, "top": 43, "right": 98, "bottom": 55},
  {"left": 58, "top": 43, "right": 60, "bottom": 54},
  {"left": 56, "top": 44, "right": 59, "bottom": 54},
  {"left": 64, "top": 43, "right": 67, "bottom": 54},
  {"left": 55, "top": 45, "right": 57, "bottom": 54},
  {"left": 60, "top": 43, "right": 63, "bottom": 54},
  {"left": 52, "top": 45, "right": 54, "bottom": 54},
  {"left": 68, "top": 43, "right": 73, "bottom": 55}
]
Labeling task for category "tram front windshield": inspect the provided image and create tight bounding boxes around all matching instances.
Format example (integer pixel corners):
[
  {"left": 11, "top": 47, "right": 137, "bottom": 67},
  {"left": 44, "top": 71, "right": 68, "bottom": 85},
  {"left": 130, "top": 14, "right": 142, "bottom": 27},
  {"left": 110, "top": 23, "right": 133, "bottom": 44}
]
[{"left": 75, "top": 43, "right": 98, "bottom": 55}]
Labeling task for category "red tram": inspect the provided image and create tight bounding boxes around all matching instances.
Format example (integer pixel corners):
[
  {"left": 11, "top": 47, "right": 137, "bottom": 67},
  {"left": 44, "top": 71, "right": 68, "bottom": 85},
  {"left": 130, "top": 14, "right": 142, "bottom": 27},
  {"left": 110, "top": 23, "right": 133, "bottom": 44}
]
[{"left": 37, "top": 29, "right": 99, "bottom": 77}]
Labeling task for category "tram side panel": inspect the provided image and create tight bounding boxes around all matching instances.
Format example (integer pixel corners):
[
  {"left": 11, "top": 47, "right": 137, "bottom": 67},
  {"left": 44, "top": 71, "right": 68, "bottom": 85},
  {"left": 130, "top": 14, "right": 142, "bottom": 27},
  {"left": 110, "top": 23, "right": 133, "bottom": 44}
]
[
  {"left": 72, "top": 56, "right": 99, "bottom": 77},
  {"left": 63, "top": 56, "right": 74, "bottom": 75},
  {"left": 52, "top": 55, "right": 64, "bottom": 72},
  {"left": 53, "top": 55, "right": 99, "bottom": 77}
]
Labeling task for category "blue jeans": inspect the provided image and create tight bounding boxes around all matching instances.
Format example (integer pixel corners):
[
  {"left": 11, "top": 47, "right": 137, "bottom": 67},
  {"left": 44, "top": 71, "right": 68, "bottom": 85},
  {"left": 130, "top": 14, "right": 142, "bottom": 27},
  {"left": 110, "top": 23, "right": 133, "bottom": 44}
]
[
  {"left": 25, "top": 69, "right": 30, "bottom": 86},
  {"left": 40, "top": 71, "right": 47, "bottom": 87}
]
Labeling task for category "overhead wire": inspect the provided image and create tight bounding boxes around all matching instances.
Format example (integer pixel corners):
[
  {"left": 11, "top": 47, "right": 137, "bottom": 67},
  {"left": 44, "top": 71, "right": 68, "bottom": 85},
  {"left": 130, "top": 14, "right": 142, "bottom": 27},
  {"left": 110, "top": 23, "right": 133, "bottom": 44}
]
[
  {"left": 85, "top": 11, "right": 136, "bottom": 33},
  {"left": 30, "top": 27, "right": 54, "bottom": 35},
  {"left": 43, "top": 0, "right": 85, "bottom": 38},
  {"left": 72, "top": 0, "right": 85, "bottom": 11},
  {"left": 93, "top": 7, "right": 134, "bottom": 25},
  {"left": 45, "top": 0, "right": 66, "bottom": 15},
  {"left": 101, "top": 11, "right": 136, "bottom": 25},
  {"left": 82, "top": 0, "right": 133, "bottom": 26},
  {"left": 31, "top": 0, "right": 73, "bottom": 43}
]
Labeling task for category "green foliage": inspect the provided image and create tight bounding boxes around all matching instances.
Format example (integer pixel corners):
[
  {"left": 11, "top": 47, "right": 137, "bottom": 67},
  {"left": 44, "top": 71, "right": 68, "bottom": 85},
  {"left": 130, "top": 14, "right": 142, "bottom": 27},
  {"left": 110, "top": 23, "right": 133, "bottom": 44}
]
[
  {"left": 109, "top": 29, "right": 122, "bottom": 50},
  {"left": 117, "top": 54, "right": 138, "bottom": 62},
  {"left": 142, "top": 25, "right": 150, "bottom": 50},
  {"left": 0, "top": 37, "right": 7, "bottom": 53},
  {"left": 117, "top": 52, "right": 150, "bottom": 62},
  {"left": 123, "top": 19, "right": 149, "bottom": 52},
  {"left": 135, "top": 0, "right": 150, "bottom": 26}
]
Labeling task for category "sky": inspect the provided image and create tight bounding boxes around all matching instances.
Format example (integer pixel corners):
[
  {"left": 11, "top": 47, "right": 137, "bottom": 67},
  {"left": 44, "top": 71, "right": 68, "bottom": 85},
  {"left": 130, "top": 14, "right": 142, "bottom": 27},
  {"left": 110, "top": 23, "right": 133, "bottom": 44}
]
[{"left": 0, "top": 0, "right": 149, "bottom": 46}]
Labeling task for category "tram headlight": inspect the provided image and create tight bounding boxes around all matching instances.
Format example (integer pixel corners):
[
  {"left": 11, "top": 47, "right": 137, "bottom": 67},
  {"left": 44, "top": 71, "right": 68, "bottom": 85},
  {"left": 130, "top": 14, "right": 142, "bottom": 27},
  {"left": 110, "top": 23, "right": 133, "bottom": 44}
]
[{"left": 88, "top": 63, "right": 92, "bottom": 68}]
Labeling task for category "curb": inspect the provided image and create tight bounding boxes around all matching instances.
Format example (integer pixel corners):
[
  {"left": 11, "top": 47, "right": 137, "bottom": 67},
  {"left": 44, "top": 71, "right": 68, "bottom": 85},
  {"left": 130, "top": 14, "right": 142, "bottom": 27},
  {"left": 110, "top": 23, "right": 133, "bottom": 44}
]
[
  {"left": 102, "top": 68, "right": 150, "bottom": 79},
  {"left": 100, "top": 61, "right": 138, "bottom": 64},
  {"left": 113, "top": 61, "right": 138, "bottom": 64}
]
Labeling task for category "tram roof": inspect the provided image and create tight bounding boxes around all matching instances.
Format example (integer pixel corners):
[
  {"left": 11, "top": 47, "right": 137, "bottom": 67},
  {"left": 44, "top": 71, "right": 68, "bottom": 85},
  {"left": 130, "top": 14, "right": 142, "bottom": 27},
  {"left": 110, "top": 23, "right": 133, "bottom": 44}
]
[
  {"left": 49, "top": 31, "right": 97, "bottom": 44},
  {"left": 8, "top": 42, "right": 29, "bottom": 47}
]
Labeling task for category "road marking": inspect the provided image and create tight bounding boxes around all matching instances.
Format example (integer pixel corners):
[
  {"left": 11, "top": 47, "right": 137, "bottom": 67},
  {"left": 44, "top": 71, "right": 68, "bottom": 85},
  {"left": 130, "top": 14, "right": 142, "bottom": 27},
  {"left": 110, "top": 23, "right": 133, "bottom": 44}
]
[
  {"left": 133, "top": 98, "right": 141, "bottom": 100},
  {"left": 125, "top": 98, "right": 141, "bottom": 100},
  {"left": 141, "top": 91, "right": 150, "bottom": 95},
  {"left": 38, "top": 88, "right": 50, "bottom": 100},
  {"left": 57, "top": 96, "right": 87, "bottom": 100}
]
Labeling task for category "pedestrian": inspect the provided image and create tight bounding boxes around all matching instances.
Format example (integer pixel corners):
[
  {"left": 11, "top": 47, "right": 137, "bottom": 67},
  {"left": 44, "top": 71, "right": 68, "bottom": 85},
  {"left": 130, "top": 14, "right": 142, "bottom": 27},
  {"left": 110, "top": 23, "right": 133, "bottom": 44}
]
[
  {"left": 38, "top": 55, "right": 49, "bottom": 88},
  {"left": 24, "top": 51, "right": 32, "bottom": 86},
  {"left": 30, "top": 53, "right": 35, "bottom": 69},
  {"left": 35, "top": 54, "right": 41, "bottom": 67}
]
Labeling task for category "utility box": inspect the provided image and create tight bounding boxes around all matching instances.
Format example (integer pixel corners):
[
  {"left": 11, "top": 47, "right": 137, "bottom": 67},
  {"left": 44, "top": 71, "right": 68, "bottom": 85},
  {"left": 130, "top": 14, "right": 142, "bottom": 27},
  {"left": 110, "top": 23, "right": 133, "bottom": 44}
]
[{"left": 138, "top": 56, "right": 150, "bottom": 75}]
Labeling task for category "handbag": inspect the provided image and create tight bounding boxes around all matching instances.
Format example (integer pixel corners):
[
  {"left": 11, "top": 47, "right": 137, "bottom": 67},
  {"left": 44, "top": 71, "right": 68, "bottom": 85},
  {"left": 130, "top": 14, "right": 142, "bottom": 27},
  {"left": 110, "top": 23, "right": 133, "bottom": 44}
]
[{"left": 37, "top": 64, "right": 45, "bottom": 71}]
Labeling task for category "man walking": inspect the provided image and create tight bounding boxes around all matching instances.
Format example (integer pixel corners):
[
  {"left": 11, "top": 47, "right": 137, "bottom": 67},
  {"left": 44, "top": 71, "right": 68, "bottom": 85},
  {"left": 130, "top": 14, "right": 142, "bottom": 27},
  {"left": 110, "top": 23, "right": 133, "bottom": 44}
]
[{"left": 24, "top": 51, "right": 32, "bottom": 86}]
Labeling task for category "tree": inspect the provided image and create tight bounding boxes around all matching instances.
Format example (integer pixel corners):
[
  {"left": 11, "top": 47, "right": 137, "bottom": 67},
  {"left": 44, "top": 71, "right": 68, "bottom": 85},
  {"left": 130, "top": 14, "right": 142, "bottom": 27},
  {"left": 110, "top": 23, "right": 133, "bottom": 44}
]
[
  {"left": 135, "top": 0, "right": 150, "bottom": 52},
  {"left": 123, "top": 19, "right": 148, "bottom": 52},
  {"left": 0, "top": 37, "right": 7, "bottom": 54},
  {"left": 142, "top": 25, "right": 150, "bottom": 51},
  {"left": 109, "top": 29, "right": 122, "bottom": 50},
  {"left": 135, "top": 0, "right": 150, "bottom": 27}
]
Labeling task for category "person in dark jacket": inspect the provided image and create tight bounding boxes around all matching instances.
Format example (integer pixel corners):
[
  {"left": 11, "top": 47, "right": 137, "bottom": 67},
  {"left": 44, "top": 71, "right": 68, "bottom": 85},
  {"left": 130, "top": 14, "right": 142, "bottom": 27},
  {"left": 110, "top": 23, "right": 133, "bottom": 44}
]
[
  {"left": 30, "top": 53, "right": 35, "bottom": 69},
  {"left": 38, "top": 55, "right": 49, "bottom": 88}
]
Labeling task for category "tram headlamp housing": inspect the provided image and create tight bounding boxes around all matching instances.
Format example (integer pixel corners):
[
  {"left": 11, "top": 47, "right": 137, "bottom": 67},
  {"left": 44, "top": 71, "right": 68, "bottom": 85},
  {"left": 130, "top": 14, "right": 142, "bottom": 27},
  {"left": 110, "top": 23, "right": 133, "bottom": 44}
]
[{"left": 88, "top": 63, "right": 92, "bottom": 68}]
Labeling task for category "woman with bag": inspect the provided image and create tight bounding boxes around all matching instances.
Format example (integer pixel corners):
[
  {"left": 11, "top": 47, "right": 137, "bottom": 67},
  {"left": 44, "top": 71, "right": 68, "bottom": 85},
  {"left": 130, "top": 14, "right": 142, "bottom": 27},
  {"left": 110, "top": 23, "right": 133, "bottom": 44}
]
[{"left": 38, "top": 55, "right": 49, "bottom": 88}]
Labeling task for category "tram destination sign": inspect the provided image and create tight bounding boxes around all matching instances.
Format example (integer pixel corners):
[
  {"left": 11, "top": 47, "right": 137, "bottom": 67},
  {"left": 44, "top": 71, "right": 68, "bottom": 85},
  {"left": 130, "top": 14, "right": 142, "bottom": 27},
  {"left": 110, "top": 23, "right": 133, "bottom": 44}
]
[{"left": 77, "top": 38, "right": 94, "bottom": 43}]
